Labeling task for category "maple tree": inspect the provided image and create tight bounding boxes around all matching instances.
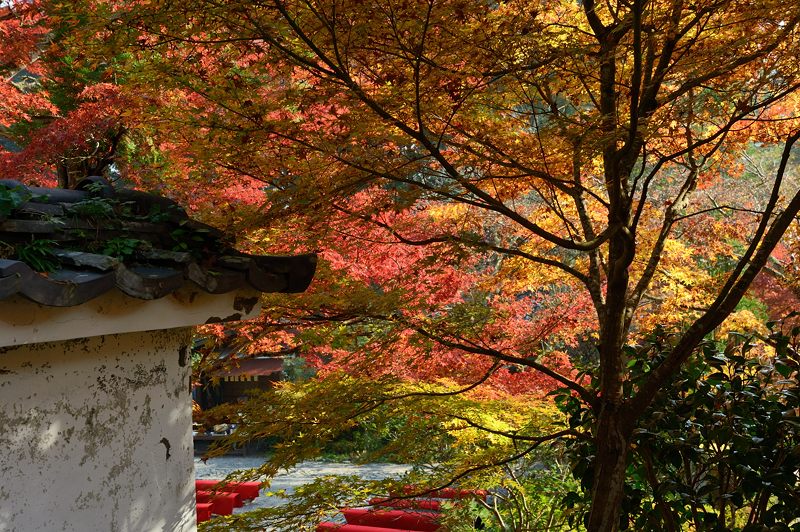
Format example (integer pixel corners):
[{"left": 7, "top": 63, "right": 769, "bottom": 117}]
[
  {"left": 6, "top": 0, "right": 800, "bottom": 529},
  {"left": 0, "top": 1, "right": 52, "bottom": 131},
  {"left": 0, "top": 0, "right": 136, "bottom": 189}
]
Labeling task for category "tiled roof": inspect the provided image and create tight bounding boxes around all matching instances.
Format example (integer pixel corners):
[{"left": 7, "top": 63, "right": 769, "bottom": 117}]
[{"left": 0, "top": 178, "right": 316, "bottom": 307}]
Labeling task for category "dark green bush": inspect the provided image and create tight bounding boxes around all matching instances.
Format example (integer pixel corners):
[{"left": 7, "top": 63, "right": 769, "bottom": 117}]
[{"left": 558, "top": 323, "right": 800, "bottom": 531}]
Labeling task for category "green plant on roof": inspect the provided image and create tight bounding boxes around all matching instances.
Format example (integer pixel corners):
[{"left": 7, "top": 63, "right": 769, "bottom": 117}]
[
  {"left": 144, "top": 203, "right": 184, "bottom": 223},
  {"left": 68, "top": 196, "right": 116, "bottom": 219},
  {"left": 169, "top": 224, "right": 215, "bottom": 257},
  {"left": 16, "top": 238, "right": 58, "bottom": 273},
  {"left": 102, "top": 237, "right": 149, "bottom": 259},
  {"left": 0, "top": 186, "right": 32, "bottom": 219}
]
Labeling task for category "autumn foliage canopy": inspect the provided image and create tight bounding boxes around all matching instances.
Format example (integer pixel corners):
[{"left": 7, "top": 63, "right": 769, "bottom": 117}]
[{"left": 3, "top": 0, "right": 800, "bottom": 530}]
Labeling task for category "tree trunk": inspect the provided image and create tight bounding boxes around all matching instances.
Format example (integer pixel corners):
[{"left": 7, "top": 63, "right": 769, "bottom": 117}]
[{"left": 587, "top": 402, "right": 633, "bottom": 532}]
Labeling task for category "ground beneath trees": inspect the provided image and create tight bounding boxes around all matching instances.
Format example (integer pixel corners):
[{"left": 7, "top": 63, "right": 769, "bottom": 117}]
[{"left": 194, "top": 456, "right": 411, "bottom": 510}]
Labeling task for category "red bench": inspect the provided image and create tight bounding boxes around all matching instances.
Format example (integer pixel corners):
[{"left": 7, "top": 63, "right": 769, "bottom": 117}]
[
  {"left": 317, "top": 523, "right": 423, "bottom": 532},
  {"left": 195, "top": 479, "right": 262, "bottom": 501},
  {"left": 342, "top": 508, "right": 440, "bottom": 531},
  {"left": 368, "top": 498, "right": 442, "bottom": 511},
  {"left": 401, "top": 486, "right": 488, "bottom": 499},
  {"left": 196, "top": 502, "right": 213, "bottom": 523},
  {"left": 196, "top": 490, "right": 241, "bottom": 515}
]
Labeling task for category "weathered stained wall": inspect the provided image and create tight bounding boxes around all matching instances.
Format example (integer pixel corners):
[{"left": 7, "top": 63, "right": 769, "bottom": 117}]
[{"left": 0, "top": 328, "right": 196, "bottom": 532}]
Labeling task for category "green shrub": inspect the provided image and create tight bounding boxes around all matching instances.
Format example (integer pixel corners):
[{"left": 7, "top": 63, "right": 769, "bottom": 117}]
[
  {"left": 439, "top": 446, "right": 580, "bottom": 531},
  {"left": 558, "top": 324, "right": 800, "bottom": 531}
]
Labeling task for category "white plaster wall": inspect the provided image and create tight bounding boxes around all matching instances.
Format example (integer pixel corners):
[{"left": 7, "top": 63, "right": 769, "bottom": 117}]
[{"left": 0, "top": 328, "right": 196, "bottom": 532}]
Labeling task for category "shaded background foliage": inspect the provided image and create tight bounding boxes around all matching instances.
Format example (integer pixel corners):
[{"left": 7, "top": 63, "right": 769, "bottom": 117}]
[{"left": 558, "top": 322, "right": 800, "bottom": 530}]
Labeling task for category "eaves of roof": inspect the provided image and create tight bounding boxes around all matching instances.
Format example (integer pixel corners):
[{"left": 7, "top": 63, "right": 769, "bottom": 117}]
[{"left": 0, "top": 177, "right": 316, "bottom": 307}]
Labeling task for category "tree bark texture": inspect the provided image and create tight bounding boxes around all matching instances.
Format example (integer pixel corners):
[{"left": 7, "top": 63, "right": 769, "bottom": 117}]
[{"left": 587, "top": 402, "right": 634, "bottom": 532}]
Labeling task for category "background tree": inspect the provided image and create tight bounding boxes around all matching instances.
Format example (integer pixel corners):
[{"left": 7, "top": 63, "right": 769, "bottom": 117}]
[
  {"left": 20, "top": 0, "right": 800, "bottom": 530},
  {"left": 0, "top": 0, "right": 54, "bottom": 156},
  {"left": 0, "top": 0, "right": 137, "bottom": 189}
]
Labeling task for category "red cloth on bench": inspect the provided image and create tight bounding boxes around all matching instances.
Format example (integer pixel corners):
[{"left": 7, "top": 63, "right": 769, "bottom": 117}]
[
  {"left": 401, "top": 486, "right": 488, "bottom": 499},
  {"left": 342, "top": 508, "right": 440, "bottom": 531},
  {"left": 317, "top": 523, "right": 423, "bottom": 532},
  {"left": 196, "top": 503, "right": 213, "bottom": 523},
  {"left": 195, "top": 479, "right": 261, "bottom": 501},
  {"left": 369, "top": 498, "right": 442, "bottom": 511},
  {"left": 196, "top": 490, "right": 240, "bottom": 514}
]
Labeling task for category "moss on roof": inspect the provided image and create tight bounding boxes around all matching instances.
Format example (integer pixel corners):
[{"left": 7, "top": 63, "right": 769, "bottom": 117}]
[{"left": 0, "top": 177, "right": 316, "bottom": 306}]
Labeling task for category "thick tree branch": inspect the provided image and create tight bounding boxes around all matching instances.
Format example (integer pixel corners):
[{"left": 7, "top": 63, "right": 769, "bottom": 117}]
[
  {"left": 331, "top": 204, "right": 592, "bottom": 288},
  {"left": 630, "top": 130, "right": 800, "bottom": 418},
  {"left": 409, "top": 324, "right": 597, "bottom": 409},
  {"left": 440, "top": 415, "right": 587, "bottom": 444}
]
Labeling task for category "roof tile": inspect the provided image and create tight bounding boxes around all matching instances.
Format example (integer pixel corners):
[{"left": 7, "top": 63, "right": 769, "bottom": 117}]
[{"left": 0, "top": 179, "right": 316, "bottom": 306}]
